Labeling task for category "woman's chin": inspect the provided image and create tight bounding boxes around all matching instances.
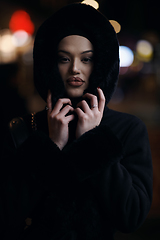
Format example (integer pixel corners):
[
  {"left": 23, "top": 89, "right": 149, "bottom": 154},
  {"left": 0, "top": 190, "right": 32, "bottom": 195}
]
[{"left": 66, "top": 89, "right": 84, "bottom": 98}]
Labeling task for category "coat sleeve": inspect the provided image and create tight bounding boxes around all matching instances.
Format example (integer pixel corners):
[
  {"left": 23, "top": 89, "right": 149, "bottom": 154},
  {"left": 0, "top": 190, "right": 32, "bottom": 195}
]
[
  {"left": 63, "top": 117, "right": 153, "bottom": 233},
  {"left": 0, "top": 130, "right": 63, "bottom": 233}
]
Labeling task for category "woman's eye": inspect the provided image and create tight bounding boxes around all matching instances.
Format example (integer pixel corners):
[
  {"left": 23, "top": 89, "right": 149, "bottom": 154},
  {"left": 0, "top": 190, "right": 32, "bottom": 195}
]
[
  {"left": 58, "top": 56, "right": 70, "bottom": 63},
  {"left": 82, "top": 57, "right": 93, "bottom": 63}
]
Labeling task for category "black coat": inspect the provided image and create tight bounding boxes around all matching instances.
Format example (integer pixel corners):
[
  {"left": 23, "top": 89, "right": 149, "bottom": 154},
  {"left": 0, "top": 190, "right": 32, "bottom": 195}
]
[
  {"left": 1, "top": 3, "right": 152, "bottom": 239},
  {"left": 1, "top": 106, "right": 152, "bottom": 240}
]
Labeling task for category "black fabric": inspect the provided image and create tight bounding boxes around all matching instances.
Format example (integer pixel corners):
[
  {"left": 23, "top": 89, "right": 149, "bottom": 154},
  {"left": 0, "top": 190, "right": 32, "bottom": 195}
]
[
  {"left": 1, "top": 3, "right": 152, "bottom": 240},
  {"left": 8, "top": 117, "right": 30, "bottom": 149},
  {"left": 33, "top": 3, "right": 119, "bottom": 106},
  {"left": 1, "top": 107, "right": 152, "bottom": 240}
]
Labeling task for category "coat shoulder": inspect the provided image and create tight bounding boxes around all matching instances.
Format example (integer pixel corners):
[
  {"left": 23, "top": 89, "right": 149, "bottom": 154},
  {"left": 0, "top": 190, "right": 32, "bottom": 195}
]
[
  {"left": 103, "top": 107, "right": 147, "bottom": 134},
  {"left": 103, "top": 107, "right": 145, "bottom": 125},
  {"left": 102, "top": 107, "right": 149, "bottom": 151}
]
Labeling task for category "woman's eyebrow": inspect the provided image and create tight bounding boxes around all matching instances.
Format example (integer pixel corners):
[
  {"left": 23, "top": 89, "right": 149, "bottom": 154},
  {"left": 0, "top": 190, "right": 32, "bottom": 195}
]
[
  {"left": 58, "top": 50, "right": 94, "bottom": 54},
  {"left": 58, "top": 50, "right": 70, "bottom": 54},
  {"left": 81, "top": 50, "right": 94, "bottom": 54}
]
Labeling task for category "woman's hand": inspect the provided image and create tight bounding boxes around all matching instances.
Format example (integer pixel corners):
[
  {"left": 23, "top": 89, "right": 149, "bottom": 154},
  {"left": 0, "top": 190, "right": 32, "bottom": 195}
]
[
  {"left": 47, "top": 91, "right": 74, "bottom": 150},
  {"left": 75, "top": 88, "right": 105, "bottom": 139}
]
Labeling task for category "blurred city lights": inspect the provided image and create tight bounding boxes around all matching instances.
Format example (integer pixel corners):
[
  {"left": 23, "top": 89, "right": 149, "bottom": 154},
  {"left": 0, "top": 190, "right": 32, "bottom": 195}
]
[
  {"left": 0, "top": 32, "right": 15, "bottom": 53},
  {"left": 136, "top": 40, "right": 153, "bottom": 62},
  {"left": 119, "top": 46, "right": 134, "bottom": 67},
  {"left": 0, "top": 29, "right": 16, "bottom": 63},
  {"left": 9, "top": 10, "right": 34, "bottom": 35},
  {"left": 109, "top": 20, "right": 121, "bottom": 33},
  {"left": 81, "top": 0, "right": 99, "bottom": 9},
  {"left": 12, "top": 30, "right": 32, "bottom": 47}
]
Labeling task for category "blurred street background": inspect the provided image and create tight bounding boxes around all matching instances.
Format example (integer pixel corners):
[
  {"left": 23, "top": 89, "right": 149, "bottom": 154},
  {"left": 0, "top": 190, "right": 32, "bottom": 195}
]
[{"left": 0, "top": 0, "right": 160, "bottom": 239}]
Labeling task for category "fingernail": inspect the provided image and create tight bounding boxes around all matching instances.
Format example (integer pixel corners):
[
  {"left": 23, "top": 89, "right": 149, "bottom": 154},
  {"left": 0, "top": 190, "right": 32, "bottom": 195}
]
[{"left": 97, "top": 87, "right": 101, "bottom": 89}]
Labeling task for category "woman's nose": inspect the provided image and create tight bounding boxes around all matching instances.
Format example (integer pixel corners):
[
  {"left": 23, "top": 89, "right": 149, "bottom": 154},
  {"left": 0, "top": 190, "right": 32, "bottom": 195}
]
[{"left": 70, "top": 59, "right": 80, "bottom": 74}]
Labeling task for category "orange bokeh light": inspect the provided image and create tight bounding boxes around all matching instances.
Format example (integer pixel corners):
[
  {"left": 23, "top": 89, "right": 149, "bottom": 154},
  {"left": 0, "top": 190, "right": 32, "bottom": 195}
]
[{"left": 9, "top": 10, "right": 34, "bottom": 35}]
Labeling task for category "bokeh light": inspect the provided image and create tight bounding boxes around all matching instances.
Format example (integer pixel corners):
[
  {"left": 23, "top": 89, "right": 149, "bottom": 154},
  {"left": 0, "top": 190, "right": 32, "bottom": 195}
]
[
  {"left": 119, "top": 46, "right": 134, "bottom": 67},
  {"left": 136, "top": 40, "right": 153, "bottom": 62},
  {"left": 109, "top": 20, "right": 121, "bottom": 33},
  {"left": 0, "top": 29, "right": 16, "bottom": 63},
  {"left": 12, "top": 30, "right": 32, "bottom": 47},
  {"left": 0, "top": 30, "right": 15, "bottom": 53},
  {"left": 9, "top": 10, "right": 34, "bottom": 35},
  {"left": 81, "top": 0, "right": 99, "bottom": 9}
]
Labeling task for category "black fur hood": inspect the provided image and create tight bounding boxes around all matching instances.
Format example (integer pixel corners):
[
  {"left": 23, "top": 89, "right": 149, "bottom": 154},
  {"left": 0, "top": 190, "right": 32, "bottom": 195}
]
[{"left": 33, "top": 3, "right": 119, "bottom": 105}]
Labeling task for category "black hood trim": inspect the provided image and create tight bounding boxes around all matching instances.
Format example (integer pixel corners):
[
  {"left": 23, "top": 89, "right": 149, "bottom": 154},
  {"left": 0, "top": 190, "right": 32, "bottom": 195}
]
[{"left": 33, "top": 3, "right": 119, "bottom": 106}]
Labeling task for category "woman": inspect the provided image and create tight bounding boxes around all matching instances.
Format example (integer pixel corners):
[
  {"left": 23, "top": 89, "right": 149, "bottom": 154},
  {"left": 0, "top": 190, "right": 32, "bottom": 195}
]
[{"left": 1, "top": 3, "right": 152, "bottom": 240}]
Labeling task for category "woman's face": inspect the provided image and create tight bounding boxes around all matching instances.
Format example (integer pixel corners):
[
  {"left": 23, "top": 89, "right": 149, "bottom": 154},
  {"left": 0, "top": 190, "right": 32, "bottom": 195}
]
[{"left": 57, "top": 35, "right": 94, "bottom": 98}]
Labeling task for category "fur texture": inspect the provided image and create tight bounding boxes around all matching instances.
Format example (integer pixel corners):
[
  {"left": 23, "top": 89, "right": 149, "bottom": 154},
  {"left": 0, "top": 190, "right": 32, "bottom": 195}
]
[
  {"left": 33, "top": 3, "right": 119, "bottom": 106},
  {"left": 1, "top": 3, "right": 152, "bottom": 240},
  {"left": 2, "top": 109, "right": 153, "bottom": 239}
]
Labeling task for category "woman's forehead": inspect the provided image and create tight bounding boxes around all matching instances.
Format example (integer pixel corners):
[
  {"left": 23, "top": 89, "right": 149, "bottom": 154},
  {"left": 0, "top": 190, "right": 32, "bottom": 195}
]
[{"left": 58, "top": 35, "right": 94, "bottom": 54}]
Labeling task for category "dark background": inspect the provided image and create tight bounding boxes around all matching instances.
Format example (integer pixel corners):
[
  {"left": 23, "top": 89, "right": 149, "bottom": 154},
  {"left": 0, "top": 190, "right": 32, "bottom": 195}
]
[{"left": 0, "top": 0, "right": 160, "bottom": 239}]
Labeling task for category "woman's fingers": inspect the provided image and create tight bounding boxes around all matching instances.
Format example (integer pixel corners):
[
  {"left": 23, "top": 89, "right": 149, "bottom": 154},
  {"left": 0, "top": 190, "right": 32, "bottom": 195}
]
[
  {"left": 74, "top": 106, "right": 85, "bottom": 119},
  {"left": 97, "top": 87, "right": 105, "bottom": 112},
  {"left": 47, "top": 96, "right": 72, "bottom": 117},
  {"left": 82, "top": 93, "right": 98, "bottom": 110},
  {"left": 76, "top": 100, "right": 91, "bottom": 113},
  {"left": 65, "top": 113, "right": 75, "bottom": 123},
  {"left": 76, "top": 88, "right": 105, "bottom": 115},
  {"left": 47, "top": 90, "right": 52, "bottom": 115},
  {"left": 58, "top": 104, "right": 74, "bottom": 118},
  {"left": 47, "top": 88, "right": 105, "bottom": 121},
  {"left": 54, "top": 98, "right": 72, "bottom": 114},
  {"left": 82, "top": 87, "right": 105, "bottom": 112}
]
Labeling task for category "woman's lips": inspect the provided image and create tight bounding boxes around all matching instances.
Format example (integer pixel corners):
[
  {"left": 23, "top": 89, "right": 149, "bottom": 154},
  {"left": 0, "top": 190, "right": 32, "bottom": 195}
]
[{"left": 67, "top": 77, "right": 85, "bottom": 87}]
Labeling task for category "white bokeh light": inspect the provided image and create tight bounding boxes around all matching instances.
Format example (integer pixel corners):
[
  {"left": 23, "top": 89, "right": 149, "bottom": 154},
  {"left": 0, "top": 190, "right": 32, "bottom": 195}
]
[
  {"left": 119, "top": 46, "right": 134, "bottom": 67},
  {"left": 0, "top": 30, "right": 15, "bottom": 53},
  {"left": 12, "top": 30, "right": 31, "bottom": 47},
  {"left": 0, "top": 29, "right": 16, "bottom": 63}
]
